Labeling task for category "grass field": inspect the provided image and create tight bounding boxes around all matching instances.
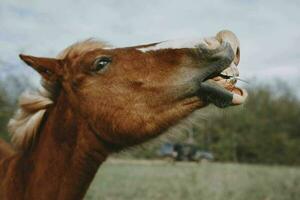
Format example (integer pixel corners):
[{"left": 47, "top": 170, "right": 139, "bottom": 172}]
[{"left": 85, "top": 159, "right": 300, "bottom": 200}]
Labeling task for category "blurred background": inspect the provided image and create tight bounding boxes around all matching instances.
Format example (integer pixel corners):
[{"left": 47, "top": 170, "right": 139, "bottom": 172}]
[{"left": 1, "top": 0, "right": 300, "bottom": 199}]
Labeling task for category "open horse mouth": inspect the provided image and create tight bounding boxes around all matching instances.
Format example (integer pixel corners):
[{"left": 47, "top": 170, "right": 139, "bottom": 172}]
[
  {"left": 198, "top": 31, "right": 248, "bottom": 108},
  {"left": 200, "top": 60, "right": 248, "bottom": 108}
]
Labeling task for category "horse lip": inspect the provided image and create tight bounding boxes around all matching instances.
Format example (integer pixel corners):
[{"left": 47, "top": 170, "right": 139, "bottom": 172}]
[
  {"left": 197, "top": 57, "right": 247, "bottom": 107},
  {"left": 201, "top": 59, "right": 235, "bottom": 83},
  {"left": 198, "top": 80, "right": 234, "bottom": 108}
]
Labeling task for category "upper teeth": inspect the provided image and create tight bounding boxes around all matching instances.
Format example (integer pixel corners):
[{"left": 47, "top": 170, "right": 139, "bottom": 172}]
[{"left": 220, "top": 63, "right": 239, "bottom": 78}]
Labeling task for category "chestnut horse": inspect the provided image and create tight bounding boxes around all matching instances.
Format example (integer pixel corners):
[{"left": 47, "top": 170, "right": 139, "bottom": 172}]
[{"left": 0, "top": 30, "right": 247, "bottom": 199}]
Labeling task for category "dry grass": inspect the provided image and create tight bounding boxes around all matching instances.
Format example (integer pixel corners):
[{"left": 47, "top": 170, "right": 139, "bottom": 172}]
[{"left": 85, "top": 159, "right": 300, "bottom": 200}]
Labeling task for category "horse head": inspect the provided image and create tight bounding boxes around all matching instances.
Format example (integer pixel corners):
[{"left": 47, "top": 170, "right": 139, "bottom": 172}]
[{"left": 18, "top": 30, "right": 247, "bottom": 150}]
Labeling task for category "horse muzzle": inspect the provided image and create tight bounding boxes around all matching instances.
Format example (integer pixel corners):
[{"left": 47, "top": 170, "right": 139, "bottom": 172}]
[{"left": 196, "top": 30, "right": 248, "bottom": 108}]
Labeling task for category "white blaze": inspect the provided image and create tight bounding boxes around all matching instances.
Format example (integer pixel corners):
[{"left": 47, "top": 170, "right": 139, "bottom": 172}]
[{"left": 137, "top": 37, "right": 206, "bottom": 52}]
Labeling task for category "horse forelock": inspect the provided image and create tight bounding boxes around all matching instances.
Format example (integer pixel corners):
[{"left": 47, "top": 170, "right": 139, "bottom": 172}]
[{"left": 8, "top": 39, "right": 109, "bottom": 150}]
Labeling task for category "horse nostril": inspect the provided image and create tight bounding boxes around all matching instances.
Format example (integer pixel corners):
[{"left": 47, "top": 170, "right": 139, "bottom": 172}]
[
  {"left": 234, "top": 47, "right": 240, "bottom": 65},
  {"left": 215, "top": 30, "right": 240, "bottom": 66}
]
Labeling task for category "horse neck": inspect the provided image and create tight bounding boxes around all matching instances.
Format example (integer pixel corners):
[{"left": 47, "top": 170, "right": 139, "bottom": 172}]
[
  {"left": 0, "top": 139, "right": 15, "bottom": 160},
  {"left": 21, "top": 91, "right": 109, "bottom": 199}
]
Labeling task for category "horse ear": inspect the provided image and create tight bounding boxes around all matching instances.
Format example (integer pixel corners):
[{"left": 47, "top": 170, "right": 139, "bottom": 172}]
[{"left": 19, "top": 54, "right": 63, "bottom": 81}]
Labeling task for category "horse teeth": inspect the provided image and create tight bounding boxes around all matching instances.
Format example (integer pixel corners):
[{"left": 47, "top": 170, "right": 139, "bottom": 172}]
[{"left": 220, "top": 63, "right": 239, "bottom": 77}]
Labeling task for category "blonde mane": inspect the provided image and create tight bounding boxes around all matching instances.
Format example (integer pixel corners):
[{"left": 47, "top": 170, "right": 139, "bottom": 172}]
[{"left": 8, "top": 40, "right": 108, "bottom": 150}]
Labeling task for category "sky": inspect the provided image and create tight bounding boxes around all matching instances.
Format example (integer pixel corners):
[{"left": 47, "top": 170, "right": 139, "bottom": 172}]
[{"left": 0, "top": 0, "right": 300, "bottom": 92}]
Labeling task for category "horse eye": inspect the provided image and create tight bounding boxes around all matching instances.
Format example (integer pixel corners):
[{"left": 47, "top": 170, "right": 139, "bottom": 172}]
[{"left": 92, "top": 57, "right": 111, "bottom": 73}]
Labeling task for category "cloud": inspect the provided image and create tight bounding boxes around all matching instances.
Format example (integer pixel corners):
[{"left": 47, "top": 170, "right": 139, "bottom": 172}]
[{"left": 0, "top": 0, "right": 299, "bottom": 90}]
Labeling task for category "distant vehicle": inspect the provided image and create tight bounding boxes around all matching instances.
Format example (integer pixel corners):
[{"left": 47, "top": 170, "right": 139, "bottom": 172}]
[{"left": 158, "top": 142, "right": 214, "bottom": 162}]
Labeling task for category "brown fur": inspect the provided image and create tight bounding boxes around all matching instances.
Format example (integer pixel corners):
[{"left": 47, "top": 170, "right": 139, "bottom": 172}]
[
  {"left": 0, "top": 140, "right": 15, "bottom": 159},
  {"left": 0, "top": 36, "right": 236, "bottom": 199}
]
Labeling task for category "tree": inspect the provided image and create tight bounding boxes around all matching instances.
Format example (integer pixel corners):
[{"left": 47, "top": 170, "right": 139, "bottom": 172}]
[{"left": 196, "top": 83, "right": 300, "bottom": 165}]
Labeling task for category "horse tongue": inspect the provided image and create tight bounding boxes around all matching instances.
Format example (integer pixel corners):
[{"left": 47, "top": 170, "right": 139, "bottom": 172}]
[{"left": 231, "top": 87, "right": 242, "bottom": 96}]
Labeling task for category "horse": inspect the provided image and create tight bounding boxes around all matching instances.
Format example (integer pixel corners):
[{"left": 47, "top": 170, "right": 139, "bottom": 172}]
[{"left": 0, "top": 30, "right": 247, "bottom": 199}]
